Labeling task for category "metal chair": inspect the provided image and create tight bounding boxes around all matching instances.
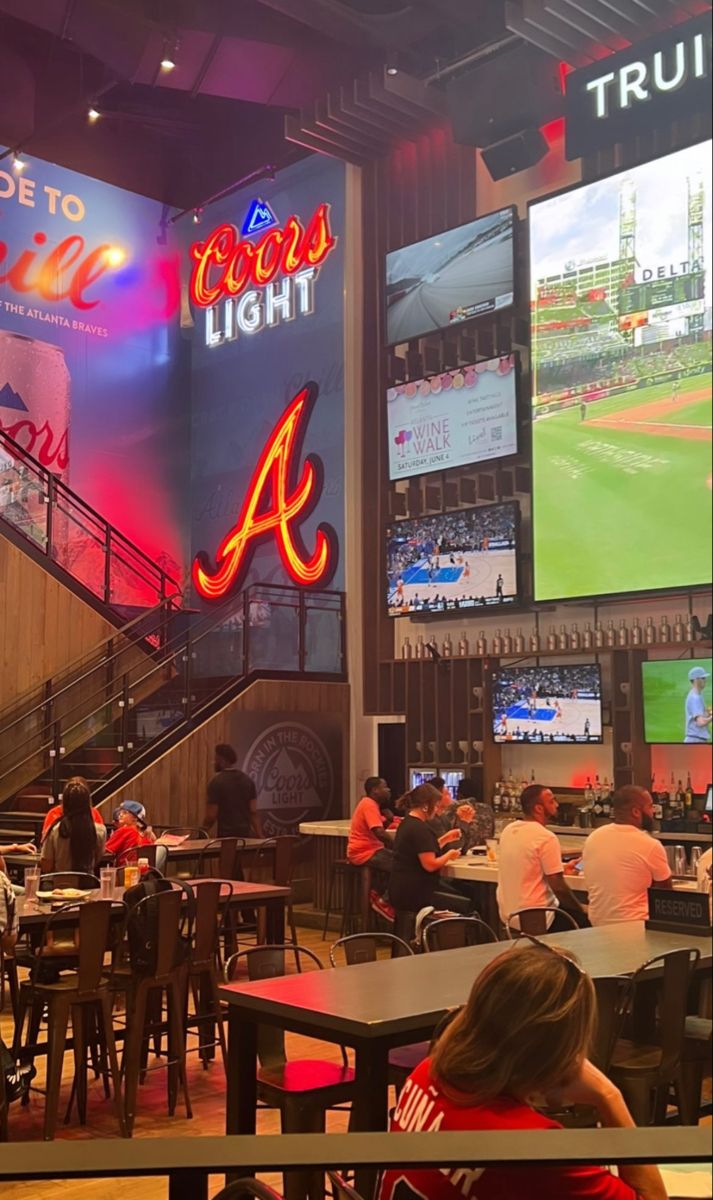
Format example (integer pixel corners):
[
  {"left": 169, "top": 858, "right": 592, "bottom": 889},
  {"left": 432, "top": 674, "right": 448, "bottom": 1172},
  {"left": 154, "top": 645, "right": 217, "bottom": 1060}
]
[
  {"left": 328, "top": 933, "right": 413, "bottom": 968},
  {"left": 423, "top": 915, "right": 499, "bottom": 952},
  {"left": 224, "top": 944, "right": 354, "bottom": 1200},
  {"left": 328, "top": 1173, "right": 366, "bottom": 1200},
  {"left": 679, "top": 1016, "right": 712, "bottom": 1126},
  {"left": 185, "top": 879, "right": 230, "bottom": 1071},
  {"left": 505, "top": 907, "right": 580, "bottom": 937},
  {"left": 609, "top": 948, "right": 702, "bottom": 1126},
  {"left": 123, "top": 843, "right": 169, "bottom": 874},
  {"left": 38, "top": 873, "right": 100, "bottom": 891},
  {"left": 255, "top": 837, "right": 299, "bottom": 953},
  {"left": 211, "top": 1182, "right": 285, "bottom": 1200}
]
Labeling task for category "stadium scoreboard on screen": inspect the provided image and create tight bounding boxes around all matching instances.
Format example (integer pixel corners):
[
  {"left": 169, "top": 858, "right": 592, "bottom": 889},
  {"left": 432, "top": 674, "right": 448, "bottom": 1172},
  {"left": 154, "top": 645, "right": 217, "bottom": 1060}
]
[{"left": 619, "top": 275, "right": 705, "bottom": 317}]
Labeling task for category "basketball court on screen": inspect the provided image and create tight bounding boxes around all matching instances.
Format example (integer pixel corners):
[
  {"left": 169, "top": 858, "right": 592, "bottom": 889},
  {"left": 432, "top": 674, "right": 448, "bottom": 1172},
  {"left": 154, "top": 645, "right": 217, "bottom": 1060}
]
[
  {"left": 496, "top": 697, "right": 602, "bottom": 742},
  {"left": 390, "top": 548, "right": 516, "bottom": 610}
]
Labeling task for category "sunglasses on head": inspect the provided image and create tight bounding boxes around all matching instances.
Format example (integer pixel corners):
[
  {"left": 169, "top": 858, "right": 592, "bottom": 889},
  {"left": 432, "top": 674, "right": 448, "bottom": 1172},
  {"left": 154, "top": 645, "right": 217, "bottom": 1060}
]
[{"left": 513, "top": 933, "right": 587, "bottom": 983}]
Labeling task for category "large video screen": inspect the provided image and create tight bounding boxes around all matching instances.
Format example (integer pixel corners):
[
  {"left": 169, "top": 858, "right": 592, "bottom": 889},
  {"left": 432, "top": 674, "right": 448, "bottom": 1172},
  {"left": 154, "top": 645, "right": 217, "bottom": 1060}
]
[
  {"left": 492, "top": 664, "right": 603, "bottom": 745},
  {"left": 387, "top": 354, "right": 519, "bottom": 482},
  {"left": 642, "top": 658, "right": 712, "bottom": 745},
  {"left": 530, "top": 141, "right": 712, "bottom": 601},
  {"left": 386, "top": 501, "right": 519, "bottom": 618},
  {"left": 385, "top": 207, "right": 515, "bottom": 345}
]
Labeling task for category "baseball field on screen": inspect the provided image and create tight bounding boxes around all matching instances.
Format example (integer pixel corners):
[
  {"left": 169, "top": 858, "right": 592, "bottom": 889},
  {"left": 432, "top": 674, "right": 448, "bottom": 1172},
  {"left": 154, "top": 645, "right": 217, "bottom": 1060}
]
[
  {"left": 533, "top": 372, "right": 713, "bottom": 600},
  {"left": 642, "top": 658, "right": 713, "bottom": 744}
]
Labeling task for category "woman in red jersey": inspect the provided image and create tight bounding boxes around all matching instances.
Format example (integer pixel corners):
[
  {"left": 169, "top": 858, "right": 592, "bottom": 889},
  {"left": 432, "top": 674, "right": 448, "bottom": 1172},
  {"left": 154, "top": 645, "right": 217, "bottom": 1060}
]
[{"left": 379, "top": 942, "right": 667, "bottom": 1200}]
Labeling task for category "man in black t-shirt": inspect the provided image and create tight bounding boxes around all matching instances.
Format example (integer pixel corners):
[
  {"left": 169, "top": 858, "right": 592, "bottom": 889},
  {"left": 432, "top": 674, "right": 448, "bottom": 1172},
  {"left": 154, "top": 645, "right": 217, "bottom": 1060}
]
[{"left": 202, "top": 744, "right": 262, "bottom": 839}]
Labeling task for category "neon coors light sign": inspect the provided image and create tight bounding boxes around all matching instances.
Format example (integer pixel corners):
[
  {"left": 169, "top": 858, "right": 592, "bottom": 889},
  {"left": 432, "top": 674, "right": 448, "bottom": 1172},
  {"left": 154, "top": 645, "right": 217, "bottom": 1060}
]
[{"left": 189, "top": 201, "right": 338, "bottom": 348}]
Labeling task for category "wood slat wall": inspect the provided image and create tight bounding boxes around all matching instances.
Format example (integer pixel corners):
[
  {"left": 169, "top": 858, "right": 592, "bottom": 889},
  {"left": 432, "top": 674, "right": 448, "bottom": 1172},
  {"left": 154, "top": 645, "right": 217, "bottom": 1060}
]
[
  {"left": 106, "top": 679, "right": 351, "bottom": 829},
  {"left": 0, "top": 535, "right": 116, "bottom": 713}
]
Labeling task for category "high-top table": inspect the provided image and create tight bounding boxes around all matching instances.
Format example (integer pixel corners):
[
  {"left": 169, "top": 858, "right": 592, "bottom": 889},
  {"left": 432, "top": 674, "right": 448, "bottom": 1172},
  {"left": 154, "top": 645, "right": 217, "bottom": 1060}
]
[{"left": 220, "top": 922, "right": 712, "bottom": 1193}]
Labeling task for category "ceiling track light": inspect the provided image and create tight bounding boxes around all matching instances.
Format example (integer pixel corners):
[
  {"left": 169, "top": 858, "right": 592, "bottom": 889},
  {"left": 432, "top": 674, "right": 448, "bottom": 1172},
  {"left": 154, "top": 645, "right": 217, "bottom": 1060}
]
[
  {"left": 192, "top": 208, "right": 202, "bottom": 225},
  {"left": 160, "top": 34, "right": 180, "bottom": 72},
  {"left": 12, "top": 153, "right": 26, "bottom": 171},
  {"left": 88, "top": 106, "right": 101, "bottom": 122}
]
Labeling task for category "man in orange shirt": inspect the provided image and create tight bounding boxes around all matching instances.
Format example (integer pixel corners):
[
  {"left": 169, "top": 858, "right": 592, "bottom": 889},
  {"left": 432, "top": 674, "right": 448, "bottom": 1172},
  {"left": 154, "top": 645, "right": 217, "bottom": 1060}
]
[{"left": 347, "top": 777, "right": 395, "bottom": 921}]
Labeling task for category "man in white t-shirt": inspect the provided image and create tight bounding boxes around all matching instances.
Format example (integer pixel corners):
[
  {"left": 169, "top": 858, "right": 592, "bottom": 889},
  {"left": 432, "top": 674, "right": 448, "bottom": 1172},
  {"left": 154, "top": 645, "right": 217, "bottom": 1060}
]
[
  {"left": 497, "top": 784, "right": 589, "bottom": 932},
  {"left": 583, "top": 786, "right": 673, "bottom": 927}
]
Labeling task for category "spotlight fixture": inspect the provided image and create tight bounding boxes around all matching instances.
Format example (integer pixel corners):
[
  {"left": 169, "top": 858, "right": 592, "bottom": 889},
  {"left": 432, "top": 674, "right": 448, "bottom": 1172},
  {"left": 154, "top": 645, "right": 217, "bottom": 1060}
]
[
  {"left": 192, "top": 208, "right": 202, "bottom": 225},
  {"left": 386, "top": 65, "right": 399, "bottom": 76},
  {"left": 88, "top": 106, "right": 101, "bottom": 123},
  {"left": 160, "top": 35, "right": 180, "bottom": 72},
  {"left": 12, "top": 153, "right": 26, "bottom": 172}
]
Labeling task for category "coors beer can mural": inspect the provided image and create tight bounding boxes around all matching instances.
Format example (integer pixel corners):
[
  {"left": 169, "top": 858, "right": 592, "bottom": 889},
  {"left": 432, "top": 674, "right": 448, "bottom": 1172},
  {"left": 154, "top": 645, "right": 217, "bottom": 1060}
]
[{"left": 0, "top": 331, "right": 71, "bottom": 478}]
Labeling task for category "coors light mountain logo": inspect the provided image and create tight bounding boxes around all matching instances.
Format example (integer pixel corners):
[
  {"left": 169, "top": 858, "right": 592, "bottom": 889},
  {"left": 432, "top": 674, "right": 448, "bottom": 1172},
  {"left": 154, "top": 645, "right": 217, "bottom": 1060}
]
[{"left": 245, "top": 722, "right": 334, "bottom": 837}]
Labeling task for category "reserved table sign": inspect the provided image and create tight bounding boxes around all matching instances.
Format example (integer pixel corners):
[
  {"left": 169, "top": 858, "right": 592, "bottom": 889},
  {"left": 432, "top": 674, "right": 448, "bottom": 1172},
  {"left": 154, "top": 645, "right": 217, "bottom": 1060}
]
[{"left": 646, "top": 888, "right": 712, "bottom": 937}]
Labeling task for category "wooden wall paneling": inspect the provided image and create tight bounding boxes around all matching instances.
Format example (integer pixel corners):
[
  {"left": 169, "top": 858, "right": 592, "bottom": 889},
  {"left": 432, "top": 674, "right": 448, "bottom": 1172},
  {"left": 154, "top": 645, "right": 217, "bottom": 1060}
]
[
  {"left": 452, "top": 658, "right": 470, "bottom": 761},
  {"left": 106, "top": 679, "right": 351, "bottom": 829},
  {"left": 421, "top": 659, "right": 438, "bottom": 765},
  {"left": 436, "top": 658, "right": 453, "bottom": 764},
  {"left": 405, "top": 661, "right": 422, "bottom": 765},
  {"left": 392, "top": 659, "right": 406, "bottom": 714}
]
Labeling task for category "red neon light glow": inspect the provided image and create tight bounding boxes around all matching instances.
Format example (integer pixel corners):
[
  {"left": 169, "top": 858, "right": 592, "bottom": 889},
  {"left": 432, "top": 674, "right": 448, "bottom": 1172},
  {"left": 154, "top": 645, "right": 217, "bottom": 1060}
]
[
  {"left": 192, "top": 383, "right": 338, "bottom": 601},
  {"left": 0, "top": 232, "right": 115, "bottom": 310},
  {"left": 189, "top": 204, "right": 337, "bottom": 309}
]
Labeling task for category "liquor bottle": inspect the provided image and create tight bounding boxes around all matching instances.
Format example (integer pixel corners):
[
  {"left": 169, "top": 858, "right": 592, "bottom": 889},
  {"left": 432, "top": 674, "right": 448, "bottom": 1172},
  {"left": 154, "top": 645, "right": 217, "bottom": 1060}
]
[
  {"left": 685, "top": 773, "right": 694, "bottom": 809},
  {"left": 673, "top": 614, "right": 685, "bottom": 644},
  {"left": 676, "top": 780, "right": 686, "bottom": 816},
  {"left": 476, "top": 630, "right": 488, "bottom": 656},
  {"left": 402, "top": 637, "right": 413, "bottom": 660},
  {"left": 501, "top": 785, "right": 510, "bottom": 813},
  {"left": 415, "top": 635, "right": 425, "bottom": 660},
  {"left": 685, "top": 613, "right": 695, "bottom": 643},
  {"left": 594, "top": 622, "right": 605, "bottom": 649},
  {"left": 659, "top": 615, "right": 671, "bottom": 643},
  {"left": 514, "top": 627, "right": 525, "bottom": 654},
  {"left": 502, "top": 628, "right": 513, "bottom": 656},
  {"left": 594, "top": 775, "right": 602, "bottom": 810},
  {"left": 530, "top": 628, "right": 541, "bottom": 654},
  {"left": 492, "top": 629, "right": 504, "bottom": 655},
  {"left": 584, "top": 777, "right": 594, "bottom": 807},
  {"left": 558, "top": 625, "right": 569, "bottom": 651},
  {"left": 631, "top": 618, "right": 642, "bottom": 647},
  {"left": 583, "top": 622, "right": 594, "bottom": 650},
  {"left": 443, "top": 634, "right": 453, "bottom": 658},
  {"left": 602, "top": 787, "right": 612, "bottom": 820},
  {"left": 458, "top": 631, "right": 469, "bottom": 657},
  {"left": 530, "top": 768, "right": 536, "bottom": 785},
  {"left": 493, "top": 783, "right": 502, "bottom": 813},
  {"left": 653, "top": 790, "right": 664, "bottom": 822},
  {"left": 570, "top": 623, "right": 581, "bottom": 651},
  {"left": 617, "top": 619, "right": 629, "bottom": 648},
  {"left": 593, "top": 788, "right": 604, "bottom": 819},
  {"left": 547, "top": 625, "right": 558, "bottom": 651},
  {"left": 644, "top": 617, "right": 656, "bottom": 646},
  {"left": 605, "top": 620, "right": 617, "bottom": 648}
]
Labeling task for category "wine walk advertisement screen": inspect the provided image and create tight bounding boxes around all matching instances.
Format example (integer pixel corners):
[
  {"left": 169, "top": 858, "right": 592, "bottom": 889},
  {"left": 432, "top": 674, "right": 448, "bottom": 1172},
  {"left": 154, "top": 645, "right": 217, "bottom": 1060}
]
[
  {"left": 530, "top": 141, "right": 712, "bottom": 602},
  {"left": 385, "top": 207, "right": 515, "bottom": 346},
  {"left": 642, "top": 658, "right": 713, "bottom": 745},
  {"left": 387, "top": 354, "right": 519, "bottom": 482},
  {"left": 492, "top": 664, "right": 603, "bottom": 745},
  {"left": 386, "top": 501, "right": 519, "bottom": 618}
]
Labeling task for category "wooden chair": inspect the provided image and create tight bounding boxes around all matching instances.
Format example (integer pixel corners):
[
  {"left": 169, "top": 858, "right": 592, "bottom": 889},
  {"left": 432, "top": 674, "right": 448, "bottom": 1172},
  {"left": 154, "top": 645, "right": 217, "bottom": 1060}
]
[
  {"left": 679, "top": 1016, "right": 712, "bottom": 1126},
  {"left": 186, "top": 879, "right": 229, "bottom": 1070},
  {"left": 14, "top": 900, "right": 127, "bottom": 1140},
  {"left": 422, "top": 915, "right": 499, "bottom": 952},
  {"left": 225, "top": 944, "right": 354, "bottom": 1200},
  {"left": 255, "top": 838, "right": 299, "bottom": 953},
  {"left": 123, "top": 843, "right": 168, "bottom": 874},
  {"left": 211, "top": 1182, "right": 284, "bottom": 1200},
  {"left": 0, "top": 943, "right": 19, "bottom": 1024},
  {"left": 609, "top": 948, "right": 701, "bottom": 1126},
  {"left": 505, "top": 908, "right": 580, "bottom": 937},
  {"left": 328, "top": 1173, "right": 366, "bottom": 1200},
  {"left": 328, "top": 933, "right": 413, "bottom": 967}
]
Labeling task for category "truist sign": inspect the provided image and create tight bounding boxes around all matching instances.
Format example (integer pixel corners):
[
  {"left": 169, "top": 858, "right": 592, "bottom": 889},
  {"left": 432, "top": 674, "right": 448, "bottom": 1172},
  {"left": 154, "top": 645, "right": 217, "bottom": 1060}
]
[
  {"left": 565, "top": 13, "right": 712, "bottom": 160},
  {"left": 189, "top": 201, "right": 338, "bottom": 348}
]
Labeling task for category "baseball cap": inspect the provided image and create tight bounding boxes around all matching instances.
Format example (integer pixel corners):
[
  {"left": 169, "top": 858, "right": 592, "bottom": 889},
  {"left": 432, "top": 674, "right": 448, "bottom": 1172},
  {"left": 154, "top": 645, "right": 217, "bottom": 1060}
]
[
  {"left": 689, "top": 666, "right": 710, "bottom": 682},
  {"left": 119, "top": 800, "right": 147, "bottom": 827}
]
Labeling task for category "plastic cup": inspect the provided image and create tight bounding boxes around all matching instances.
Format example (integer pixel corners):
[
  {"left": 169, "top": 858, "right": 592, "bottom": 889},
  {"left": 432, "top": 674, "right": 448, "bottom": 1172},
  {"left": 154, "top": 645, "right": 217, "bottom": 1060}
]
[
  {"left": 486, "top": 839, "right": 498, "bottom": 864},
  {"left": 24, "top": 867, "right": 40, "bottom": 902},
  {"left": 100, "top": 867, "right": 116, "bottom": 899}
]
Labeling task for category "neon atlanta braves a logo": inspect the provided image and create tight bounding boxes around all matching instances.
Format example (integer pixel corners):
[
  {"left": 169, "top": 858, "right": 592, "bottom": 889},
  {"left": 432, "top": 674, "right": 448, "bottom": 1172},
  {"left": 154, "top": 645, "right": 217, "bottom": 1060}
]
[{"left": 192, "top": 383, "right": 338, "bottom": 601}]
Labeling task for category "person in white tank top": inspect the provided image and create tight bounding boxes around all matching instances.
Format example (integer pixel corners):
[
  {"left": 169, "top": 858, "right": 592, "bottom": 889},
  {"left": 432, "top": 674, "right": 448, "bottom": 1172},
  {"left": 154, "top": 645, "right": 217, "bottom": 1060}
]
[{"left": 583, "top": 786, "right": 673, "bottom": 927}]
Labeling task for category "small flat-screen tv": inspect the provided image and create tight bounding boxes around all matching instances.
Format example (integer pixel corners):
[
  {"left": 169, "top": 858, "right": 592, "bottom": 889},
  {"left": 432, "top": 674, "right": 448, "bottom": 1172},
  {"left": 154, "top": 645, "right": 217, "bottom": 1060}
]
[
  {"left": 492, "top": 664, "right": 603, "bottom": 744},
  {"left": 642, "top": 658, "right": 712, "bottom": 745},
  {"left": 387, "top": 501, "right": 519, "bottom": 618},
  {"left": 409, "top": 770, "right": 464, "bottom": 800},
  {"left": 387, "top": 354, "right": 519, "bottom": 482},
  {"left": 385, "top": 206, "right": 516, "bottom": 345}
]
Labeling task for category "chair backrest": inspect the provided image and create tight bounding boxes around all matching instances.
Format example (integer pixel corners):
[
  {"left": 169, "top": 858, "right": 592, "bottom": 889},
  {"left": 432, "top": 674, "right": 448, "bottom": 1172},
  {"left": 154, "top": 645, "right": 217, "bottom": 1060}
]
[
  {"left": 127, "top": 887, "right": 184, "bottom": 980},
  {"left": 329, "top": 933, "right": 413, "bottom": 967},
  {"left": 506, "top": 908, "right": 579, "bottom": 938},
  {"left": 216, "top": 837, "right": 244, "bottom": 880},
  {"left": 190, "top": 879, "right": 224, "bottom": 967},
  {"left": 267, "top": 837, "right": 300, "bottom": 887},
  {"left": 630, "top": 949, "right": 701, "bottom": 1078},
  {"left": 211, "top": 1180, "right": 284, "bottom": 1200},
  {"left": 39, "top": 873, "right": 100, "bottom": 891},
  {"left": 125, "top": 843, "right": 168, "bottom": 873},
  {"left": 423, "top": 916, "right": 499, "bottom": 953},
  {"left": 33, "top": 900, "right": 118, "bottom": 993},
  {"left": 592, "top": 975, "right": 633, "bottom": 1073},
  {"left": 164, "top": 827, "right": 208, "bottom": 840},
  {"left": 224, "top": 944, "right": 325, "bottom": 1070},
  {"left": 328, "top": 1172, "right": 366, "bottom": 1200}
]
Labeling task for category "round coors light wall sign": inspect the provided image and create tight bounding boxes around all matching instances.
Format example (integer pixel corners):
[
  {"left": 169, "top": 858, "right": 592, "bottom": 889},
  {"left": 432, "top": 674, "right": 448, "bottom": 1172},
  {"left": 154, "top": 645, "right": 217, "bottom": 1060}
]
[{"left": 245, "top": 722, "right": 334, "bottom": 837}]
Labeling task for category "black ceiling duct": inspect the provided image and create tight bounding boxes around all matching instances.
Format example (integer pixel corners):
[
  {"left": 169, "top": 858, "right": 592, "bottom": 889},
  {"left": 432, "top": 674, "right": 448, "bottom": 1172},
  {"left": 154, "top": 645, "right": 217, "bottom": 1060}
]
[{"left": 0, "top": 46, "right": 34, "bottom": 148}]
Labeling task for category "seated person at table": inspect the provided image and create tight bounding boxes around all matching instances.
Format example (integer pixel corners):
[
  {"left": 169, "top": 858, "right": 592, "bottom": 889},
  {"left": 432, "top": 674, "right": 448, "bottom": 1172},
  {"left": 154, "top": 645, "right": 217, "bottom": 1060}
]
[
  {"left": 348, "top": 777, "right": 396, "bottom": 921},
  {"left": 40, "top": 778, "right": 107, "bottom": 877},
  {"left": 427, "top": 777, "right": 458, "bottom": 838},
  {"left": 698, "top": 846, "right": 712, "bottom": 893},
  {"left": 41, "top": 786, "right": 105, "bottom": 843},
  {"left": 455, "top": 778, "right": 495, "bottom": 850},
  {"left": 497, "top": 784, "right": 588, "bottom": 932},
  {"left": 583, "top": 786, "right": 673, "bottom": 927},
  {"left": 202, "top": 744, "right": 262, "bottom": 839},
  {"left": 105, "top": 801, "right": 156, "bottom": 868},
  {"left": 379, "top": 943, "right": 667, "bottom": 1200},
  {"left": 0, "top": 867, "right": 34, "bottom": 1102},
  {"left": 390, "top": 784, "right": 469, "bottom": 937}
]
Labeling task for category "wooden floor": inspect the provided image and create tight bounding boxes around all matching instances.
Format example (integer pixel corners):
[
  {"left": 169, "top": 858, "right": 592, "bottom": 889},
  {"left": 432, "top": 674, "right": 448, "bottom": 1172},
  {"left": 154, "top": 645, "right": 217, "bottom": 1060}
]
[{"left": 0, "top": 925, "right": 352, "bottom": 1199}]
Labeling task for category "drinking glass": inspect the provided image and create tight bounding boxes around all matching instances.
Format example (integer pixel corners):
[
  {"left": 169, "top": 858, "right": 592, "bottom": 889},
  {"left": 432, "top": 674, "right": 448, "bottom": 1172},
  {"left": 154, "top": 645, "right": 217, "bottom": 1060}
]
[
  {"left": 673, "top": 845, "right": 687, "bottom": 877},
  {"left": 690, "top": 847, "right": 703, "bottom": 880},
  {"left": 24, "top": 867, "right": 40, "bottom": 902},
  {"left": 100, "top": 867, "right": 116, "bottom": 899},
  {"left": 486, "top": 839, "right": 498, "bottom": 864}
]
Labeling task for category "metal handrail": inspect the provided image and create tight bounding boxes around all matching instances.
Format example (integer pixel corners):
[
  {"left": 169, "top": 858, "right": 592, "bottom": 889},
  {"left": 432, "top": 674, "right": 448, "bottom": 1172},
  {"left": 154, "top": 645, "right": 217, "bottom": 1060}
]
[{"left": 0, "top": 426, "right": 181, "bottom": 604}]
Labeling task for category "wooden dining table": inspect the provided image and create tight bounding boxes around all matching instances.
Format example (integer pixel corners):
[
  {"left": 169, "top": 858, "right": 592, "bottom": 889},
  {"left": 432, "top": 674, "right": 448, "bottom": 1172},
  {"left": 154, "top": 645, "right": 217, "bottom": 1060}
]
[{"left": 220, "top": 922, "right": 712, "bottom": 1194}]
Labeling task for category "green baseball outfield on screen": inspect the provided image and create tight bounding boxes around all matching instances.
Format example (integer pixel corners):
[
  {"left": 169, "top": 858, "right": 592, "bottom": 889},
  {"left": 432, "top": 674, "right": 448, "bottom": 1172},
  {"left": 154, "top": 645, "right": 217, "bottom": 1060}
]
[
  {"left": 642, "top": 658, "right": 713, "bottom": 745},
  {"left": 529, "top": 142, "right": 712, "bottom": 601}
]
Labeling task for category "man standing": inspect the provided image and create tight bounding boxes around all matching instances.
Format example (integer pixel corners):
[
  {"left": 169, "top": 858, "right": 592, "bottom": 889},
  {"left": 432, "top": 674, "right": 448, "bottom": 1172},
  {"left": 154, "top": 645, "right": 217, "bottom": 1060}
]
[
  {"left": 583, "top": 786, "right": 673, "bottom": 927},
  {"left": 347, "top": 777, "right": 395, "bottom": 921},
  {"left": 496, "top": 574, "right": 505, "bottom": 601},
  {"left": 497, "top": 784, "right": 588, "bottom": 932},
  {"left": 685, "top": 666, "right": 712, "bottom": 744},
  {"left": 203, "top": 744, "right": 262, "bottom": 839}
]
